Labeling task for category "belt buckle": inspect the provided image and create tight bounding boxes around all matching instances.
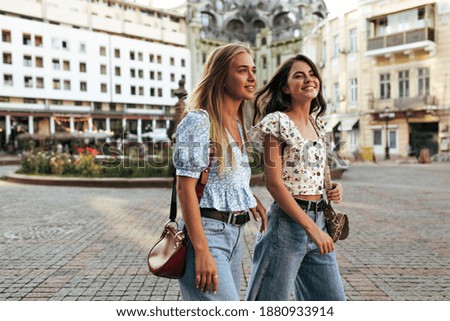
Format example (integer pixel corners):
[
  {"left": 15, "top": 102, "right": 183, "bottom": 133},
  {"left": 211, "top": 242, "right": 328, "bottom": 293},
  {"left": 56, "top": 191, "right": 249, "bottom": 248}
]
[
  {"left": 307, "top": 201, "right": 319, "bottom": 213},
  {"left": 228, "top": 211, "right": 246, "bottom": 226}
]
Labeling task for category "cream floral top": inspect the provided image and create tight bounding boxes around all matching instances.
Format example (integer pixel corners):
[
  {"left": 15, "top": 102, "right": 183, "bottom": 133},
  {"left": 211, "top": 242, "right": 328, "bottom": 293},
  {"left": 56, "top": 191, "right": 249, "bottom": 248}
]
[{"left": 249, "top": 111, "right": 328, "bottom": 195}]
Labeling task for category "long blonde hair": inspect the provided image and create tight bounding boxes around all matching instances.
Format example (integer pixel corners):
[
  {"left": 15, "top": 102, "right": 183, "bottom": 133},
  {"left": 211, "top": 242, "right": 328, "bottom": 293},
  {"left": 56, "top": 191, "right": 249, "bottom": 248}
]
[{"left": 185, "top": 42, "right": 254, "bottom": 173}]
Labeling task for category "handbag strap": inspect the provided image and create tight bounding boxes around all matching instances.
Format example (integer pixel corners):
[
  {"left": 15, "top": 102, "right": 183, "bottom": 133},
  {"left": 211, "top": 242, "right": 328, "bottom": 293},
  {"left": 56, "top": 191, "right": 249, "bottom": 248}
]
[
  {"left": 309, "top": 115, "right": 333, "bottom": 193},
  {"left": 169, "top": 166, "right": 178, "bottom": 222}
]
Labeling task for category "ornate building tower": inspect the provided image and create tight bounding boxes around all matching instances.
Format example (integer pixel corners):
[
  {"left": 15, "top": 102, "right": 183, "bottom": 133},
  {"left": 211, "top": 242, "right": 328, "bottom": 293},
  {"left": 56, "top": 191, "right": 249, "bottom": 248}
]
[{"left": 187, "top": 0, "right": 328, "bottom": 87}]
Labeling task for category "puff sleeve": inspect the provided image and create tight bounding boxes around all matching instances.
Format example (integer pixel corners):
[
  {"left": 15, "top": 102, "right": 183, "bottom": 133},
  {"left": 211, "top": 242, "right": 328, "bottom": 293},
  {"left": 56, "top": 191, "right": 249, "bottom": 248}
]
[
  {"left": 248, "top": 111, "right": 296, "bottom": 152},
  {"left": 173, "top": 110, "right": 210, "bottom": 178}
]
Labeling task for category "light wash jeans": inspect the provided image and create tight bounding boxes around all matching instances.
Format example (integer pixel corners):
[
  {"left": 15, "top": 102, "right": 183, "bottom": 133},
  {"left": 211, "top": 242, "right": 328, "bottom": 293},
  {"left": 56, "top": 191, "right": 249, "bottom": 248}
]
[
  {"left": 246, "top": 201, "right": 346, "bottom": 301},
  {"left": 178, "top": 217, "right": 244, "bottom": 300}
]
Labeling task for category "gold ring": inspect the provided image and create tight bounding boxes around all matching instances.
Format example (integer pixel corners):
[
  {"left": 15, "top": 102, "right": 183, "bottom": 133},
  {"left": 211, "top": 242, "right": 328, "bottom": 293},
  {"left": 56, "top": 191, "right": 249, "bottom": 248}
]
[{"left": 213, "top": 275, "right": 218, "bottom": 278}]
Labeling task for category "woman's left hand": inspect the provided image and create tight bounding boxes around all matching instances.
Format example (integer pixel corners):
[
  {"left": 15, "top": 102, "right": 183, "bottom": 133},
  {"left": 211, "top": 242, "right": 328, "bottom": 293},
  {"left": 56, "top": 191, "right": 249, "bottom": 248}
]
[
  {"left": 250, "top": 194, "right": 267, "bottom": 233},
  {"left": 327, "top": 182, "right": 343, "bottom": 204}
]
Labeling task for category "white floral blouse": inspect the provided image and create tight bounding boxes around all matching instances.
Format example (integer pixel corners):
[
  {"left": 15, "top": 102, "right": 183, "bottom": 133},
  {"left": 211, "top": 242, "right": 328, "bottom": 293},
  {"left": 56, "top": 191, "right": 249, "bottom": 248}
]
[{"left": 249, "top": 111, "right": 328, "bottom": 195}]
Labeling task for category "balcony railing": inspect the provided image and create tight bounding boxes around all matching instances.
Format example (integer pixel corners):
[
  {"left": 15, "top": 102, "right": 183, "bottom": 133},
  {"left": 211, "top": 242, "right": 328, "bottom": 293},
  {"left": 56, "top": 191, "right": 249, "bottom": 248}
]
[
  {"left": 367, "top": 28, "right": 435, "bottom": 51},
  {"left": 393, "top": 95, "right": 437, "bottom": 110}
]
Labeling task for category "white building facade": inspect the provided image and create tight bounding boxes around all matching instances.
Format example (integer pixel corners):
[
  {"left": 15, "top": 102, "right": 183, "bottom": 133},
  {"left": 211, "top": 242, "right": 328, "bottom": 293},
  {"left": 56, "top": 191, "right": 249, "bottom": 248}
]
[{"left": 0, "top": 0, "right": 190, "bottom": 150}]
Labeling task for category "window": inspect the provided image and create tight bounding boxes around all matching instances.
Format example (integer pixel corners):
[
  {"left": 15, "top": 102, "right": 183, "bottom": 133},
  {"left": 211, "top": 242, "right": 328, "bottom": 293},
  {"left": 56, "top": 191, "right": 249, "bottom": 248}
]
[
  {"left": 181, "top": 59, "right": 185, "bottom": 67},
  {"left": 130, "top": 68, "right": 136, "bottom": 78},
  {"left": 322, "top": 41, "right": 327, "bottom": 62},
  {"left": 130, "top": 51, "right": 135, "bottom": 60},
  {"left": 170, "top": 57, "right": 175, "bottom": 65},
  {"left": 138, "top": 52, "right": 143, "bottom": 61},
  {"left": 62, "top": 40, "right": 69, "bottom": 50},
  {"left": 101, "top": 83, "right": 107, "bottom": 93},
  {"left": 139, "top": 86, "right": 144, "bottom": 95},
  {"left": 36, "top": 77, "right": 44, "bottom": 88},
  {"left": 64, "top": 80, "right": 71, "bottom": 90},
  {"left": 349, "top": 28, "right": 357, "bottom": 53},
  {"left": 100, "top": 64, "right": 107, "bottom": 75},
  {"left": 398, "top": 70, "right": 409, "bottom": 97},
  {"left": 157, "top": 71, "right": 162, "bottom": 80},
  {"left": 150, "top": 71, "right": 155, "bottom": 80},
  {"left": 138, "top": 69, "right": 143, "bottom": 78},
  {"left": 418, "top": 67, "right": 430, "bottom": 96},
  {"left": 35, "top": 35, "right": 43, "bottom": 47},
  {"left": 4, "top": 74, "right": 13, "bottom": 86},
  {"left": 24, "top": 98, "right": 37, "bottom": 104},
  {"left": 24, "top": 76, "right": 33, "bottom": 88},
  {"left": 130, "top": 86, "right": 136, "bottom": 95},
  {"left": 150, "top": 87, "right": 155, "bottom": 96},
  {"left": 157, "top": 55, "right": 162, "bottom": 64},
  {"left": 350, "top": 78, "right": 357, "bottom": 104},
  {"left": 80, "top": 62, "right": 86, "bottom": 72},
  {"left": 158, "top": 88, "right": 163, "bottom": 97},
  {"left": 115, "top": 49, "right": 120, "bottom": 58},
  {"left": 170, "top": 73, "right": 175, "bottom": 82},
  {"left": 373, "top": 130, "right": 382, "bottom": 145},
  {"left": 24, "top": 55, "right": 32, "bottom": 67},
  {"left": 100, "top": 46, "right": 106, "bottom": 56},
  {"left": 52, "top": 59, "right": 60, "bottom": 70},
  {"left": 79, "top": 43, "right": 86, "bottom": 53},
  {"left": 333, "top": 82, "right": 340, "bottom": 111},
  {"left": 149, "top": 54, "right": 154, "bottom": 63},
  {"left": 53, "top": 79, "right": 61, "bottom": 90},
  {"left": 80, "top": 81, "right": 87, "bottom": 91},
  {"left": 2, "top": 30, "right": 11, "bottom": 43},
  {"left": 23, "top": 33, "right": 31, "bottom": 45},
  {"left": 262, "top": 55, "right": 267, "bottom": 69},
  {"left": 379, "top": 73, "right": 391, "bottom": 99},
  {"left": 115, "top": 84, "right": 121, "bottom": 94},
  {"left": 333, "top": 35, "right": 339, "bottom": 57},
  {"left": 63, "top": 60, "right": 70, "bottom": 71},
  {"left": 3, "top": 52, "right": 12, "bottom": 64},
  {"left": 115, "top": 66, "right": 121, "bottom": 76},
  {"left": 389, "top": 130, "right": 397, "bottom": 149},
  {"left": 35, "top": 56, "right": 43, "bottom": 68}
]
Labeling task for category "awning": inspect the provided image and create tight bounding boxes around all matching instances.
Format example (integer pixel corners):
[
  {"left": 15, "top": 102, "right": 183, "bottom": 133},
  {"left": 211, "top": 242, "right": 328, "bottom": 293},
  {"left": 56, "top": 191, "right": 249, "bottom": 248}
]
[
  {"left": 341, "top": 117, "right": 359, "bottom": 131},
  {"left": 324, "top": 118, "right": 341, "bottom": 131}
]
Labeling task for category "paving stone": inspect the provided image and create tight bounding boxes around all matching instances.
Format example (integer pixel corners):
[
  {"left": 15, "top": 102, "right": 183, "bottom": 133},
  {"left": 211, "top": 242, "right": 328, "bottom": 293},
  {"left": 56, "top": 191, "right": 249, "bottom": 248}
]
[{"left": 0, "top": 163, "right": 449, "bottom": 301}]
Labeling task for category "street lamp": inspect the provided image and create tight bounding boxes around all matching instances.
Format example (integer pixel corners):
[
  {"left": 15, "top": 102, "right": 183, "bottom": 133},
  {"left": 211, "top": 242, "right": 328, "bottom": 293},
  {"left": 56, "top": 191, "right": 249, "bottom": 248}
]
[{"left": 380, "top": 107, "right": 395, "bottom": 160}]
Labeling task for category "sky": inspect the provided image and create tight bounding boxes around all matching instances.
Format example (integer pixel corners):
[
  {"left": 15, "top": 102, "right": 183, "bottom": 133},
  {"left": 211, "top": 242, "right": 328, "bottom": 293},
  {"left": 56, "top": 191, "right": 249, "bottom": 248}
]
[{"left": 149, "top": 0, "right": 359, "bottom": 15}]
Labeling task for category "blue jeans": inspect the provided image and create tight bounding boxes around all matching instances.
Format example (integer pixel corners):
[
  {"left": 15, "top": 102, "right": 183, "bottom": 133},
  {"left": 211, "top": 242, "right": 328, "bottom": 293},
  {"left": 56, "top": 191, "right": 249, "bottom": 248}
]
[
  {"left": 246, "top": 202, "right": 346, "bottom": 301},
  {"left": 178, "top": 217, "right": 244, "bottom": 300}
]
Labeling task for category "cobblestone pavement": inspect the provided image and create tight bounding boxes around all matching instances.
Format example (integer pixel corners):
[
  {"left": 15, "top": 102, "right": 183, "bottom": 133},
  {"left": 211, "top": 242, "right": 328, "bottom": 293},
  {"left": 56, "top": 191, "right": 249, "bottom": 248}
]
[{"left": 0, "top": 162, "right": 449, "bottom": 301}]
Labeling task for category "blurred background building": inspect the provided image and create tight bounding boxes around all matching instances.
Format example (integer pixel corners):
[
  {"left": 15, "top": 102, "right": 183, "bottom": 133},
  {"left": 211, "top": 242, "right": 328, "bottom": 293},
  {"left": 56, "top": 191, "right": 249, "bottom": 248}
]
[
  {"left": 304, "top": 0, "right": 450, "bottom": 160},
  {"left": 0, "top": 0, "right": 189, "bottom": 149},
  {"left": 1, "top": 0, "right": 449, "bottom": 160}
]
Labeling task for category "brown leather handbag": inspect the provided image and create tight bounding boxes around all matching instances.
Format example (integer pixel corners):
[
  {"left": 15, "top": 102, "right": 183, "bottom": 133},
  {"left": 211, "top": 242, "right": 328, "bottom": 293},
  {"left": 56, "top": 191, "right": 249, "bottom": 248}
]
[
  {"left": 147, "top": 171, "right": 189, "bottom": 278},
  {"left": 148, "top": 147, "right": 214, "bottom": 278},
  {"left": 323, "top": 165, "right": 349, "bottom": 242}
]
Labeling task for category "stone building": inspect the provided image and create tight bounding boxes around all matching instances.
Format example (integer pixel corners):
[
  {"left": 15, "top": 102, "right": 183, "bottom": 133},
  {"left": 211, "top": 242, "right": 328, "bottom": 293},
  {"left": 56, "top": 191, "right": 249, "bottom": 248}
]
[
  {"left": 186, "top": 0, "right": 328, "bottom": 88},
  {"left": 304, "top": 0, "right": 450, "bottom": 160}
]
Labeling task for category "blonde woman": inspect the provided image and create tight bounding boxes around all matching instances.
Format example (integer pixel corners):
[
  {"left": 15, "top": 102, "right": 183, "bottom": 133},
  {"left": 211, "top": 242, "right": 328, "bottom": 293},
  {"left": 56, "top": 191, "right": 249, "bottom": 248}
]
[{"left": 173, "top": 42, "right": 267, "bottom": 300}]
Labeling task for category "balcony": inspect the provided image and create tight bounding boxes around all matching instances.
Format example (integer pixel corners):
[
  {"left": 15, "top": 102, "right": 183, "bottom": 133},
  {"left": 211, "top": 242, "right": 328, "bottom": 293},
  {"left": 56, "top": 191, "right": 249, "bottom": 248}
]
[
  {"left": 393, "top": 95, "right": 437, "bottom": 110},
  {"left": 366, "top": 28, "right": 435, "bottom": 57}
]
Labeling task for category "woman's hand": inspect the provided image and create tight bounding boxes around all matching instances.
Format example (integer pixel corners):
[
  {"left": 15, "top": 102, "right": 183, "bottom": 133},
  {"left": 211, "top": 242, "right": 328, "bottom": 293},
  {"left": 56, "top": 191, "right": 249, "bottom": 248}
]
[
  {"left": 327, "top": 181, "right": 343, "bottom": 204},
  {"left": 194, "top": 249, "right": 219, "bottom": 294},
  {"left": 308, "top": 226, "right": 334, "bottom": 255},
  {"left": 250, "top": 194, "right": 267, "bottom": 233}
]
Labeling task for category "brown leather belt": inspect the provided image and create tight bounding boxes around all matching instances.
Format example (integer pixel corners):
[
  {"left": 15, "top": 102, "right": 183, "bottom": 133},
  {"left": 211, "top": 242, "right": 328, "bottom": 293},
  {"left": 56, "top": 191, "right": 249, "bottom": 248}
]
[
  {"left": 295, "top": 198, "right": 326, "bottom": 213},
  {"left": 200, "top": 208, "right": 250, "bottom": 226}
]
